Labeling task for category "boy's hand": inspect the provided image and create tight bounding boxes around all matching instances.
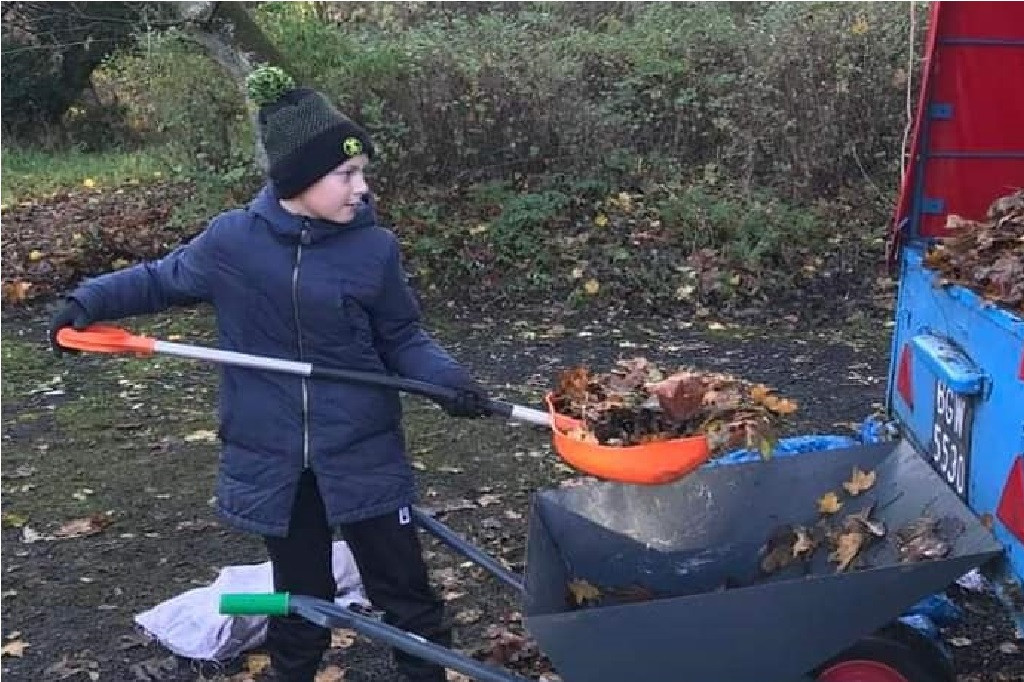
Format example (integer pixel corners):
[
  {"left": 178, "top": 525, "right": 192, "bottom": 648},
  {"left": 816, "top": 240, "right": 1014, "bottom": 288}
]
[
  {"left": 439, "top": 381, "right": 492, "bottom": 418},
  {"left": 48, "top": 299, "right": 92, "bottom": 357}
]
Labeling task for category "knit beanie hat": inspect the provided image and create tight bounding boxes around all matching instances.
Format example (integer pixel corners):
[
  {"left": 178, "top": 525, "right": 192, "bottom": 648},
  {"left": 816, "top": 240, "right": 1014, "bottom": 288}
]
[{"left": 246, "top": 66, "right": 375, "bottom": 199}]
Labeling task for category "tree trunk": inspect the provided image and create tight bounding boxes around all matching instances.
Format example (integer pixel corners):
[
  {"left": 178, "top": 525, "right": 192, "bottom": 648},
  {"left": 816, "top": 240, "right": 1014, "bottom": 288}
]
[
  {"left": 173, "top": 1, "right": 292, "bottom": 171},
  {"left": 1, "top": 2, "right": 167, "bottom": 133}
]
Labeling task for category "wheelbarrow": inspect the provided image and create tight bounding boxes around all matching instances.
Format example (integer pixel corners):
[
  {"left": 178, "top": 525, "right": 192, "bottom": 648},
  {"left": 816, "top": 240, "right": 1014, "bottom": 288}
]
[
  {"left": 221, "top": 441, "right": 1002, "bottom": 682},
  {"left": 56, "top": 327, "right": 1002, "bottom": 681}
]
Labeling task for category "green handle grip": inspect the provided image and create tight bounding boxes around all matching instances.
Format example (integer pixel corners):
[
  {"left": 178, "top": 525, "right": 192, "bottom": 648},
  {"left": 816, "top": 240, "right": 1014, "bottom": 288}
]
[{"left": 219, "top": 592, "right": 291, "bottom": 616}]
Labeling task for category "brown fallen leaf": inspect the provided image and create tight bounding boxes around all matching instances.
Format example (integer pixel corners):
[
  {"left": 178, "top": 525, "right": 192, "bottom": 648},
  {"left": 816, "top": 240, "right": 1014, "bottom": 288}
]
[
  {"left": 701, "top": 387, "right": 743, "bottom": 410},
  {"left": 842, "top": 467, "right": 877, "bottom": 496},
  {"left": 829, "top": 530, "right": 866, "bottom": 572},
  {"left": 555, "top": 367, "right": 590, "bottom": 404},
  {"left": 1, "top": 639, "right": 28, "bottom": 657},
  {"left": 246, "top": 653, "right": 271, "bottom": 676},
  {"left": 315, "top": 665, "right": 346, "bottom": 682},
  {"left": 1, "top": 280, "right": 32, "bottom": 304},
  {"left": 565, "top": 427, "right": 599, "bottom": 443},
  {"left": 980, "top": 513, "right": 994, "bottom": 531},
  {"left": 750, "top": 384, "right": 772, "bottom": 404},
  {"left": 479, "top": 627, "right": 529, "bottom": 666},
  {"left": 760, "top": 525, "right": 799, "bottom": 574},
  {"left": 330, "top": 629, "right": 357, "bottom": 649},
  {"left": 54, "top": 513, "right": 112, "bottom": 539},
  {"left": 567, "top": 579, "right": 602, "bottom": 607},
  {"left": 646, "top": 371, "right": 707, "bottom": 421},
  {"left": 763, "top": 395, "right": 799, "bottom": 416},
  {"left": 818, "top": 492, "right": 843, "bottom": 515}
]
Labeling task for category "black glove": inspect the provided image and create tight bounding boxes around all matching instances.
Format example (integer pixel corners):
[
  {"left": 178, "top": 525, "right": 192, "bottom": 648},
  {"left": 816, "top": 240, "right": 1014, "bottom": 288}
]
[
  {"left": 48, "top": 298, "right": 92, "bottom": 357},
  {"left": 439, "top": 380, "right": 492, "bottom": 419}
]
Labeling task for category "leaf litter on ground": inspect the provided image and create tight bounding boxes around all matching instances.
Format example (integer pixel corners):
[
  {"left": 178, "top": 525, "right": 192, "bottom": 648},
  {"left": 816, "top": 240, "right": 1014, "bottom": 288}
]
[
  {"left": 550, "top": 358, "right": 798, "bottom": 456},
  {"left": 470, "top": 622, "right": 559, "bottom": 680},
  {"left": 1, "top": 182, "right": 201, "bottom": 305}
]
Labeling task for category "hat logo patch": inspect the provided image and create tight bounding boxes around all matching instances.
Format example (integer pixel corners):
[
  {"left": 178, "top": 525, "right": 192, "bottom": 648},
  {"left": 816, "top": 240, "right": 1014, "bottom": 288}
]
[{"left": 343, "top": 137, "right": 363, "bottom": 156}]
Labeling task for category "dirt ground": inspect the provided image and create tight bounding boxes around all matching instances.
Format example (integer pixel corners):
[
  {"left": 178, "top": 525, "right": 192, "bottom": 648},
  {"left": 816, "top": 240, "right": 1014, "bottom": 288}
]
[{"left": 2, "top": 303, "right": 1022, "bottom": 681}]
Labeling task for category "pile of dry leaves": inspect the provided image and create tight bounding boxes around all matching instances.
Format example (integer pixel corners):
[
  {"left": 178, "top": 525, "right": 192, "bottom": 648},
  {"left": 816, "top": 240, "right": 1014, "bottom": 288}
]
[
  {"left": 551, "top": 358, "right": 797, "bottom": 456},
  {"left": 1, "top": 183, "right": 201, "bottom": 306},
  {"left": 925, "top": 189, "right": 1024, "bottom": 315},
  {"left": 760, "top": 467, "right": 884, "bottom": 575},
  {"left": 760, "top": 466, "right": 962, "bottom": 575}
]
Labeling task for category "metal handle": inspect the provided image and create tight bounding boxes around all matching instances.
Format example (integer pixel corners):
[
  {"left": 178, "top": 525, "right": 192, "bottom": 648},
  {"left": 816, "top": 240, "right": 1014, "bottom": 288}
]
[
  {"left": 310, "top": 367, "right": 551, "bottom": 426},
  {"left": 157, "top": 339, "right": 551, "bottom": 425},
  {"left": 219, "top": 593, "right": 528, "bottom": 682},
  {"left": 909, "top": 334, "right": 986, "bottom": 395},
  {"left": 412, "top": 507, "right": 524, "bottom": 592},
  {"left": 59, "top": 326, "right": 552, "bottom": 428}
]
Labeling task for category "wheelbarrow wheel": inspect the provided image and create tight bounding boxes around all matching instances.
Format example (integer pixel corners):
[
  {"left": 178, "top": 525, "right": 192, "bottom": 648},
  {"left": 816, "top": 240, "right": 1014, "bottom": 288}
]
[{"left": 815, "top": 624, "right": 955, "bottom": 682}]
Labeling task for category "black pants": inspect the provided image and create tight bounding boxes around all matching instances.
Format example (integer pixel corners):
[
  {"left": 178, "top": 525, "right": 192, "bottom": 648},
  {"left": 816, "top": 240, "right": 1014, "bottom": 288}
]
[{"left": 263, "top": 471, "right": 450, "bottom": 681}]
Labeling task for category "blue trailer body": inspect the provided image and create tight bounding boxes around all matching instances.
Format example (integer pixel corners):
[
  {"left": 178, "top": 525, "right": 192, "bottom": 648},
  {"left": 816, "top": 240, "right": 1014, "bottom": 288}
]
[
  {"left": 887, "top": 247, "right": 1024, "bottom": 586},
  {"left": 883, "top": 1, "right": 1024, "bottom": 617}
]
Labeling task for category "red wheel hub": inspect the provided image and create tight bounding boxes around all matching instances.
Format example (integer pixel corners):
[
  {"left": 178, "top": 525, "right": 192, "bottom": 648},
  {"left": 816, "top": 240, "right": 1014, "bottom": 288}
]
[{"left": 818, "top": 660, "right": 911, "bottom": 682}]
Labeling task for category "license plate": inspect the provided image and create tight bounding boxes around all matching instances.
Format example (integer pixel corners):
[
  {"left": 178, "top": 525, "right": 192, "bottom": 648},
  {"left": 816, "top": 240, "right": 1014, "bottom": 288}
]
[{"left": 930, "top": 381, "right": 974, "bottom": 499}]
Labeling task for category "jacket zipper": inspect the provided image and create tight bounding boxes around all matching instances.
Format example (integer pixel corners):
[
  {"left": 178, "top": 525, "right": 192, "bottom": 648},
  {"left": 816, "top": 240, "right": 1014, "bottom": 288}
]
[{"left": 293, "top": 223, "right": 311, "bottom": 469}]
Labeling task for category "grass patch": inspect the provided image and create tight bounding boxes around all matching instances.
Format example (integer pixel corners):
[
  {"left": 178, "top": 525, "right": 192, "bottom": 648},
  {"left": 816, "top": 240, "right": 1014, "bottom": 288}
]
[
  {"left": 1, "top": 143, "right": 181, "bottom": 203},
  {"left": 1, "top": 335, "right": 54, "bottom": 401}
]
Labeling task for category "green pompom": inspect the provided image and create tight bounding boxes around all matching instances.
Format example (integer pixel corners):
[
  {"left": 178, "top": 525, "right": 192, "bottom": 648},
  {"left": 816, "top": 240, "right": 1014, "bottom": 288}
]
[{"left": 246, "top": 66, "right": 296, "bottom": 107}]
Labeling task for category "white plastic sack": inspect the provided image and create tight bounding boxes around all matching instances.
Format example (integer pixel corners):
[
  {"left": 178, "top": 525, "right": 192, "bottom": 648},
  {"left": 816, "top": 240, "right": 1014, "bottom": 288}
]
[{"left": 135, "top": 541, "right": 368, "bottom": 662}]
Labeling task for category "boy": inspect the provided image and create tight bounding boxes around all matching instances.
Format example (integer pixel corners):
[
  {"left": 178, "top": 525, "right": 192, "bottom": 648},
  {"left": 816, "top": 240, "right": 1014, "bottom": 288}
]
[{"left": 49, "top": 66, "right": 489, "bottom": 682}]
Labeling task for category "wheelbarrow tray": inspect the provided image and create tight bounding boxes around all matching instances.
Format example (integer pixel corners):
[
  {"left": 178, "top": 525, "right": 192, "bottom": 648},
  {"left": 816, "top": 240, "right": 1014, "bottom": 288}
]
[{"left": 523, "top": 440, "right": 1002, "bottom": 682}]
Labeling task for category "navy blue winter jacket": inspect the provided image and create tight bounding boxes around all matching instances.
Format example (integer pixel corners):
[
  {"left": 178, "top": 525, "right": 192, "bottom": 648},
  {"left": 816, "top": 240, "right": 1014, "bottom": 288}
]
[{"left": 71, "top": 185, "right": 473, "bottom": 536}]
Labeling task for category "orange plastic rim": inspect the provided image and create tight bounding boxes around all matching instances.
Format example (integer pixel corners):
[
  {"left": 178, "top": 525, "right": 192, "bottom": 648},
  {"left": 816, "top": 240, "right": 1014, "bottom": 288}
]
[
  {"left": 56, "top": 325, "right": 156, "bottom": 355},
  {"left": 545, "top": 394, "right": 710, "bottom": 485}
]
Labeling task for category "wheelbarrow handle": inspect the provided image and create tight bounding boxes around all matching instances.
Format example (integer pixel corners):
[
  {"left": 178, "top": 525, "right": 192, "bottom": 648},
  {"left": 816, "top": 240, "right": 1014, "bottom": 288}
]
[
  {"left": 56, "top": 326, "right": 551, "bottom": 427},
  {"left": 219, "top": 593, "right": 529, "bottom": 682}
]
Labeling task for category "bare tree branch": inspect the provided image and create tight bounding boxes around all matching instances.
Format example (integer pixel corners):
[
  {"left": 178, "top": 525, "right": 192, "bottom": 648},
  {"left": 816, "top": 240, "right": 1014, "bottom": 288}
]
[{"left": 168, "top": 1, "right": 294, "bottom": 171}]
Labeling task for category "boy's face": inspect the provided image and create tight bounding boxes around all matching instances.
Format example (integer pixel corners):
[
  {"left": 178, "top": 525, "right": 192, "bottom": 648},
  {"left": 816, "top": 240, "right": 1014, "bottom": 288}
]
[{"left": 293, "top": 155, "right": 370, "bottom": 224}]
